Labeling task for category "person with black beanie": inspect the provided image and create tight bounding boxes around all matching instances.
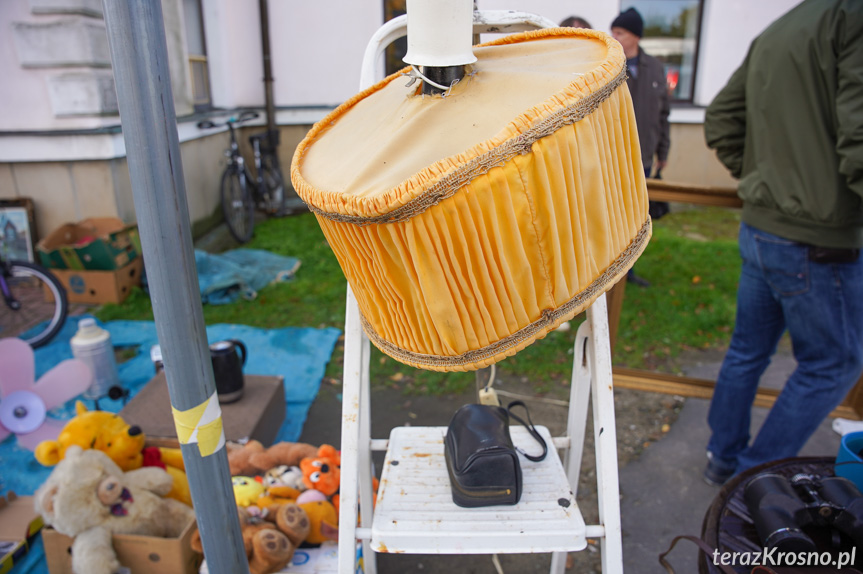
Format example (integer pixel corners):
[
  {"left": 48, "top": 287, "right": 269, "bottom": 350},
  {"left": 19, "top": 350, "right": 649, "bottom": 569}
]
[
  {"left": 612, "top": 7, "right": 671, "bottom": 286},
  {"left": 612, "top": 7, "right": 670, "bottom": 178}
]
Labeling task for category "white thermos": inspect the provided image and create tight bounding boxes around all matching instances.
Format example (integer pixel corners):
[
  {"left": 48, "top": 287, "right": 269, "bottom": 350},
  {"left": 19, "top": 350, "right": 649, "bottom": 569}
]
[{"left": 71, "top": 318, "right": 120, "bottom": 399}]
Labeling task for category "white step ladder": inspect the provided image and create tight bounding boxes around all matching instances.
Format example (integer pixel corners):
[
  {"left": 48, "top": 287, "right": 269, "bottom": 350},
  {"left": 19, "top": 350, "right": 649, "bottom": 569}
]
[{"left": 336, "top": 12, "right": 624, "bottom": 574}]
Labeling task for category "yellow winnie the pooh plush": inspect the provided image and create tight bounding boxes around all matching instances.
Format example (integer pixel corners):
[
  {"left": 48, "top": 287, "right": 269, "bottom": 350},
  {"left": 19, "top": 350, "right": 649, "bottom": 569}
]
[{"left": 35, "top": 401, "right": 191, "bottom": 505}]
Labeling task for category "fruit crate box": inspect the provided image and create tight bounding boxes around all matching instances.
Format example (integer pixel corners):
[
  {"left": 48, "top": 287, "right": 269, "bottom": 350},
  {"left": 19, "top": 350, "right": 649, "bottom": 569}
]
[{"left": 37, "top": 217, "right": 141, "bottom": 271}]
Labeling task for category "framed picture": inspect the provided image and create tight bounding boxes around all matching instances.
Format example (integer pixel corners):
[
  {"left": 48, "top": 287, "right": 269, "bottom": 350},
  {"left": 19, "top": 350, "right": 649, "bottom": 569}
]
[{"left": 0, "top": 198, "right": 37, "bottom": 263}]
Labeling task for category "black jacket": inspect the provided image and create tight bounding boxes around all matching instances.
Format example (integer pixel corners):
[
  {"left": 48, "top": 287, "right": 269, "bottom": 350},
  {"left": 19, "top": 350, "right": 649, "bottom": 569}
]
[{"left": 626, "top": 49, "right": 670, "bottom": 167}]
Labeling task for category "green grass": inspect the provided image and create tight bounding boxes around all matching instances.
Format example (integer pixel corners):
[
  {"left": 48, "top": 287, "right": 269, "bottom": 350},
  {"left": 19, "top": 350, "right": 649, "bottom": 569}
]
[
  {"left": 615, "top": 207, "right": 741, "bottom": 372},
  {"left": 96, "top": 207, "right": 742, "bottom": 394},
  {"left": 96, "top": 215, "right": 347, "bottom": 329}
]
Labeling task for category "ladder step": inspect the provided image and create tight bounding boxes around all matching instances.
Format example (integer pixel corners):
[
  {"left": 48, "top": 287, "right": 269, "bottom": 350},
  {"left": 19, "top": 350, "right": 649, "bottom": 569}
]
[{"left": 371, "top": 426, "right": 587, "bottom": 554}]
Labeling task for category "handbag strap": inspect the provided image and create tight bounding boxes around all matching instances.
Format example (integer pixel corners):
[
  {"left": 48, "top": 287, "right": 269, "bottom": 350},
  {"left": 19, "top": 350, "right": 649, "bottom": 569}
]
[
  {"left": 658, "top": 535, "right": 735, "bottom": 574},
  {"left": 506, "top": 401, "right": 548, "bottom": 462}
]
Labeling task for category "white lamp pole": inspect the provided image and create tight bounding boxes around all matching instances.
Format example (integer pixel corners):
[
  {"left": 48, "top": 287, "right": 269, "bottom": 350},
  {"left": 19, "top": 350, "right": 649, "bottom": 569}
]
[{"left": 403, "top": 0, "right": 477, "bottom": 94}]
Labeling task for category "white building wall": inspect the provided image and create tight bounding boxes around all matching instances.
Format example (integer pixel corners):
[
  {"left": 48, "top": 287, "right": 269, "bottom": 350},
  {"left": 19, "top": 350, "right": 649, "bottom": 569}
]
[
  {"left": 255, "top": 0, "right": 804, "bottom": 112},
  {"left": 268, "top": 3, "right": 382, "bottom": 107},
  {"left": 696, "top": 0, "right": 803, "bottom": 106},
  {"left": 0, "top": 0, "right": 808, "bottom": 159},
  {"left": 0, "top": 0, "right": 109, "bottom": 131},
  {"left": 0, "top": 0, "right": 191, "bottom": 133},
  {"left": 201, "top": 0, "right": 265, "bottom": 109}
]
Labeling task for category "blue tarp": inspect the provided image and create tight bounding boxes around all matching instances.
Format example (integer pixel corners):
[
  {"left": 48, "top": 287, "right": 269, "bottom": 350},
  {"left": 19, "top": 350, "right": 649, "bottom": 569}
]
[
  {"left": 1, "top": 316, "right": 340, "bottom": 574},
  {"left": 147, "top": 249, "right": 299, "bottom": 305}
]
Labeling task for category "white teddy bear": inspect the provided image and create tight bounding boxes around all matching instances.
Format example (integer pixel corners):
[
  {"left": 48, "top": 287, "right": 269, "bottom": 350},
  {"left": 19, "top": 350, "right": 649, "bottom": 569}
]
[{"left": 34, "top": 445, "right": 196, "bottom": 574}]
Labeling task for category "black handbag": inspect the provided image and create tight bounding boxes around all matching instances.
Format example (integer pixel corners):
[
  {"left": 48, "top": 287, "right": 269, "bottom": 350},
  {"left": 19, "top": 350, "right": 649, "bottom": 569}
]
[{"left": 444, "top": 401, "right": 548, "bottom": 508}]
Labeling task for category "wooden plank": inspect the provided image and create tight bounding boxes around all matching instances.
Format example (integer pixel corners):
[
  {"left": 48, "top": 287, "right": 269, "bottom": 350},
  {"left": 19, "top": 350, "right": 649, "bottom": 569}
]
[
  {"left": 605, "top": 278, "right": 626, "bottom": 352},
  {"left": 613, "top": 367, "right": 860, "bottom": 420},
  {"left": 646, "top": 179, "right": 743, "bottom": 208}
]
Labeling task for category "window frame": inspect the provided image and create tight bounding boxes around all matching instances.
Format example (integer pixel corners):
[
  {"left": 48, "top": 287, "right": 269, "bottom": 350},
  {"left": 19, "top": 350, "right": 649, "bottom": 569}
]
[{"left": 624, "top": 0, "right": 705, "bottom": 104}]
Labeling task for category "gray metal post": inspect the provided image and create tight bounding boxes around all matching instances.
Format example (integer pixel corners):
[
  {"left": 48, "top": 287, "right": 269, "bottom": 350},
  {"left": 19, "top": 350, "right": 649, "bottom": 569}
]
[{"left": 100, "top": 2, "right": 249, "bottom": 573}]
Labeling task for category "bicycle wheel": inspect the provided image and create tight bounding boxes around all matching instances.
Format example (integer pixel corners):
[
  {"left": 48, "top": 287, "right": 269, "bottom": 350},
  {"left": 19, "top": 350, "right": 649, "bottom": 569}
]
[
  {"left": 1, "top": 260, "right": 68, "bottom": 348},
  {"left": 259, "top": 155, "right": 285, "bottom": 215},
  {"left": 221, "top": 166, "right": 255, "bottom": 243}
]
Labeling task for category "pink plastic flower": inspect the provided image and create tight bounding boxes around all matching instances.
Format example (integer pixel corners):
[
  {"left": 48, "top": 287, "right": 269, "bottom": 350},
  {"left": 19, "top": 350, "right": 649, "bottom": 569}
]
[{"left": 0, "top": 338, "right": 92, "bottom": 450}]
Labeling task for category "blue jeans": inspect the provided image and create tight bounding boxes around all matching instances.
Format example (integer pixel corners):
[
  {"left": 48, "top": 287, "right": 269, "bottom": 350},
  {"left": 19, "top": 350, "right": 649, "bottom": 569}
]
[{"left": 707, "top": 223, "right": 863, "bottom": 474}]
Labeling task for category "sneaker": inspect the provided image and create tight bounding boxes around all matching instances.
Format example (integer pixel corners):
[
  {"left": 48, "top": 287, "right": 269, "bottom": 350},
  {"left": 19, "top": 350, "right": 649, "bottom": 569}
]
[{"left": 703, "top": 453, "right": 735, "bottom": 487}]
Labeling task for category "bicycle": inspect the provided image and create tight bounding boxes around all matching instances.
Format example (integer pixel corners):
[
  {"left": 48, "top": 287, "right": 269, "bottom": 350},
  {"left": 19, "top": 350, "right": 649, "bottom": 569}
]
[
  {"left": 0, "top": 254, "right": 68, "bottom": 347},
  {"left": 198, "top": 112, "right": 286, "bottom": 243}
]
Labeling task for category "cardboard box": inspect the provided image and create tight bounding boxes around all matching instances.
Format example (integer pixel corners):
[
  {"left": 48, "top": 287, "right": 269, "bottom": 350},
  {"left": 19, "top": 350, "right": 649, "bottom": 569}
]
[
  {"left": 42, "top": 518, "right": 201, "bottom": 574},
  {"left": 50, "top": 257, "right": 143, "bottom": 304},
  {"left": 37, "top": 217, "right": 140, "bottom": 271},
  {"left": 120, "top": 373, "right": 286, "bottom": 446},
  {"left": 0, "top": 492, "right": 44, "bottom": 574}
]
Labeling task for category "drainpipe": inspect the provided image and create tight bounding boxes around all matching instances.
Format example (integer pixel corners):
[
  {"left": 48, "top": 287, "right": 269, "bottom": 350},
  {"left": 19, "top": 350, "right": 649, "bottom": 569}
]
[{"left": 259, "top": 0, "right": 278, "bottom": 149}]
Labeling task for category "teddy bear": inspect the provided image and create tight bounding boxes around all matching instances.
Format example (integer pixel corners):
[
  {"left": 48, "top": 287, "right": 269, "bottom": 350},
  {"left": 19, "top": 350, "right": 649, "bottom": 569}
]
[
  {"left": 34, "top": 445, "right": 196, "bottom": 574},
  {"left": 227, "top": 440, "right": 318, "bottom": 477},
  {"left": 190, "top": 504, "right": 310, "bottom": 574},
  {"left": 34, "top": 401, "right": 191, "bottom": 505}
]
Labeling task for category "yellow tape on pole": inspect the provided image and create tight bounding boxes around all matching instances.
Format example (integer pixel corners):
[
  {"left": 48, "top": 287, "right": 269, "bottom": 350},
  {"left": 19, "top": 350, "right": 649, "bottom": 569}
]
[{"left": 171, "top": 392, "right": 225, "bottom": 457}]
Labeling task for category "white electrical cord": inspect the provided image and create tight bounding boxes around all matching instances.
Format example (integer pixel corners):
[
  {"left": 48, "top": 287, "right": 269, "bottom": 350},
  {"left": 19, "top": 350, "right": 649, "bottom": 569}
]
[
  {"left": 495, "top": 388, "right": 570, "bottom": 408},
  {"left": 404, "top": 65, "right": 460, "bottom": 94},
  {"left": 492, "top": 553, "right": 505, "bottom": 574},
  {"left": 480, "top": 363, "right": 570, "bottom": 408}
]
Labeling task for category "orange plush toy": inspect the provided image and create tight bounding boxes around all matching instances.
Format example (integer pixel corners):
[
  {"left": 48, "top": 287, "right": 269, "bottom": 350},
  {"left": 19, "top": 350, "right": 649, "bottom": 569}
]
[{"left": 300, "top": 445, "right": 341, "bottom": 497}]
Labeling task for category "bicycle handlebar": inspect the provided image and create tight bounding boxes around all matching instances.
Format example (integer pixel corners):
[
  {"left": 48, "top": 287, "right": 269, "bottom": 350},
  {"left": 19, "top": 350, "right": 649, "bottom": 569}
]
[{"left": 196, "top": 111, "right": 260, "bottom": 130}]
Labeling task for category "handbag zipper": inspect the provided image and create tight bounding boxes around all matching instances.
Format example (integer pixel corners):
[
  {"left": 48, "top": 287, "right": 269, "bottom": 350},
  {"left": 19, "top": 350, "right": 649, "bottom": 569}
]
[{"left": 446, "top": 463, "right": 514, "bottom": 498}]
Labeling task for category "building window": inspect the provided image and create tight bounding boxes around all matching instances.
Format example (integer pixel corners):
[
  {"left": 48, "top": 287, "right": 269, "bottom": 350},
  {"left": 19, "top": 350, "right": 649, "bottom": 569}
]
[
  {"left": 183, "top": 0, "right": 210, "bottom": 108},
  {"left": 622, "top": 0, "right": 703, "bottom": 103}
]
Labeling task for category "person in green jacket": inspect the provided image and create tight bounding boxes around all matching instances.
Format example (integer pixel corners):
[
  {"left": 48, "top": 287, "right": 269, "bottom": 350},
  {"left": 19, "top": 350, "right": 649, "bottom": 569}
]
[{"left": 702, "top": 0, "right": 863, "bottom": 486}]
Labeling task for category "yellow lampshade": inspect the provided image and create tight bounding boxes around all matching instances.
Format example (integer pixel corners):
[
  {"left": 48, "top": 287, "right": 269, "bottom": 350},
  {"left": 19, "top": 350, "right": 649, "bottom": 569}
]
[{"left": 291, "top": 27, "right": 650, "bottom": 372}]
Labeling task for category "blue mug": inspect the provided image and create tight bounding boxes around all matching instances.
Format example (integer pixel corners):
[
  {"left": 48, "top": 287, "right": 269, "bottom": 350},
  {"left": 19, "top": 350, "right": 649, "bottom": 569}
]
[{"left": 835, "top": 431, "right": 863, "bottom": 491}]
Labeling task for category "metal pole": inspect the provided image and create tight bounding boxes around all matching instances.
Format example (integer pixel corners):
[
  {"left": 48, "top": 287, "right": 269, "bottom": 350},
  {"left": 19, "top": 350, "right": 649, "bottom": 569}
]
[
  {"left": 259, "top": 0, "right": 278, "bottom": 149},
  {"left": 100, "top": 2, "right": 249, "bottom": 574}
]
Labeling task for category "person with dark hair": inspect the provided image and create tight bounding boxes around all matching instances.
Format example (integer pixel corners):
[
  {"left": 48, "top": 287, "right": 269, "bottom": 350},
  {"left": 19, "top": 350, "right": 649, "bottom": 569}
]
[
  {"left": 702, "top": 0, "right": 863, "bottom": 486},
  {"left": 559, "top": 15, "right": 591, "bottom": 29},
  {"left": 611, "top": 7, "right": 671, "bottom": 287}
]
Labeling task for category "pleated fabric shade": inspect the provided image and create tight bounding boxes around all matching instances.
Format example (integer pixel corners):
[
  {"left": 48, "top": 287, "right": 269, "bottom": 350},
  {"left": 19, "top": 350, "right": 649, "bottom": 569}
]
[{"left": 291, "top": 27, "right": 650, "bottom": 372}]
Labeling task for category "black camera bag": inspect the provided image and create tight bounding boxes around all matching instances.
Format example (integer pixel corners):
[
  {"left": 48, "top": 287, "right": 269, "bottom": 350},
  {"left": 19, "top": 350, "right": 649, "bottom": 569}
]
[{"left": 444, "top": 401, "right": 547, "bottom": 508}]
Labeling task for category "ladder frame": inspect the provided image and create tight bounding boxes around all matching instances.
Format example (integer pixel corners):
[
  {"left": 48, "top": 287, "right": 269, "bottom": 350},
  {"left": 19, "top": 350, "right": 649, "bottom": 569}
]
[{"left": 336, "top": 12, "right": 624, "bottom": 574}]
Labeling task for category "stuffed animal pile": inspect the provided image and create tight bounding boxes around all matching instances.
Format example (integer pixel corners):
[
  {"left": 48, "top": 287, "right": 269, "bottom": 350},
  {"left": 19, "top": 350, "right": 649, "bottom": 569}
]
[
  {"left": 33, "top": 411, "right": 362, "bottom": 574},
  {"left": 190, "top": 505, "right": 310, "bottom": 574},
  {"left": 34, "top": 402, "right": 191, "bottom": 504},
  {"left": 226, "top": 441, "right": 350, "bottom": 550},
  {"left": 34, "top": 446, "right": 196, "bottom": 574}
]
